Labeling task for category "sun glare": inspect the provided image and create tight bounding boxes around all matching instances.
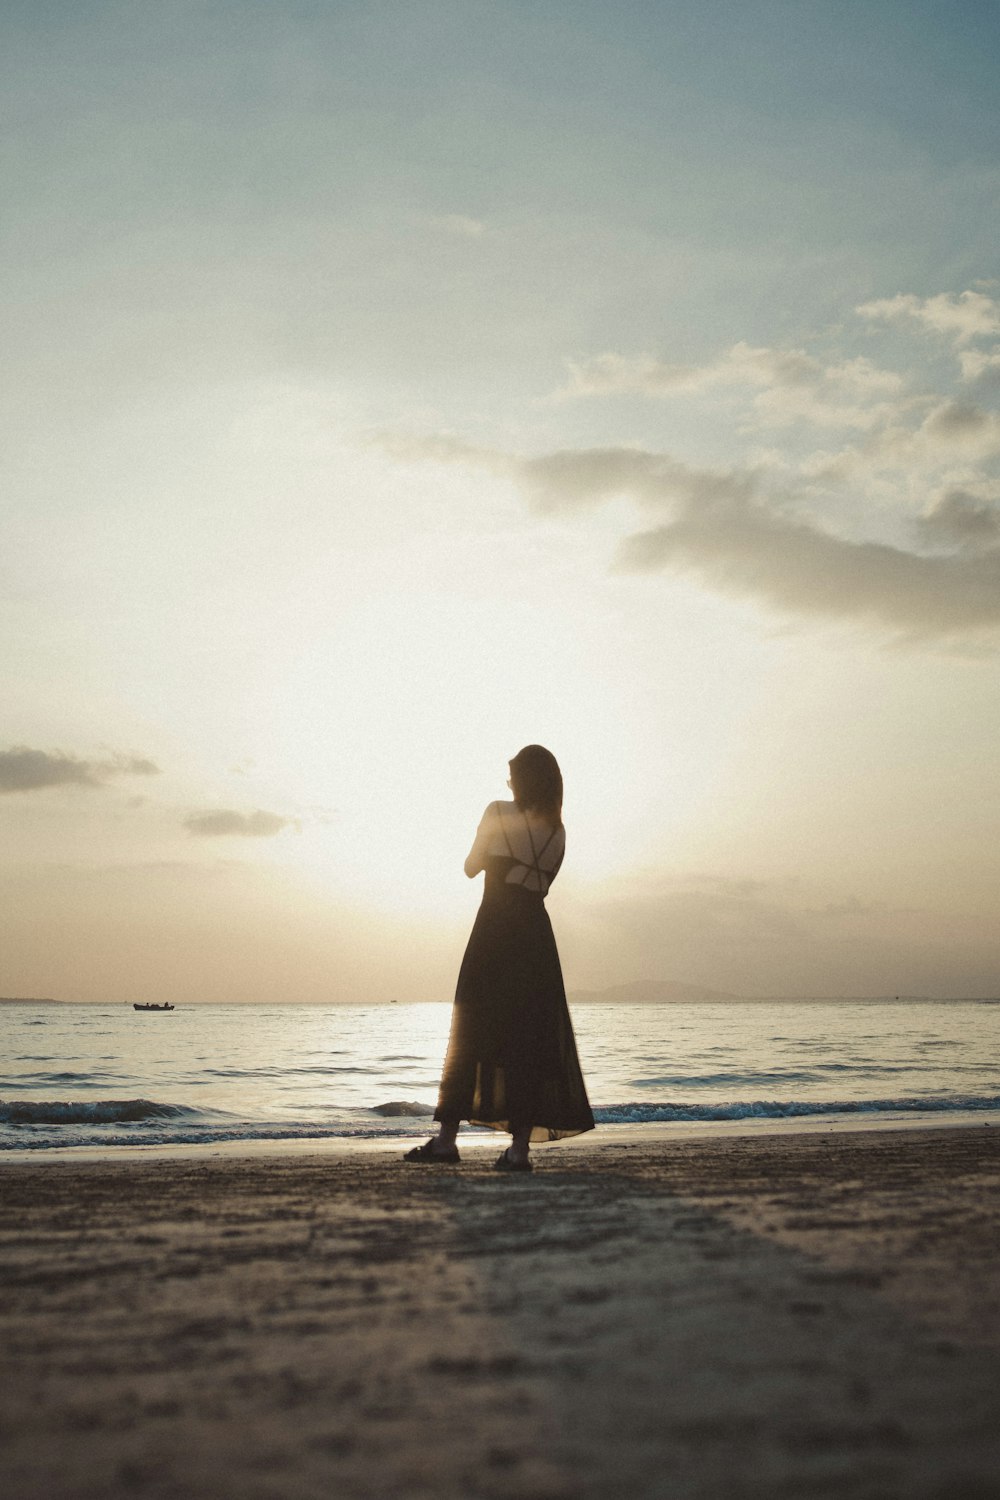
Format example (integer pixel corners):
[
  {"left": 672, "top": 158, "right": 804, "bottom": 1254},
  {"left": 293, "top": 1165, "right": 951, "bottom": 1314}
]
[{"left": 252, "top": 565, "right": 669, "bottom": 915}]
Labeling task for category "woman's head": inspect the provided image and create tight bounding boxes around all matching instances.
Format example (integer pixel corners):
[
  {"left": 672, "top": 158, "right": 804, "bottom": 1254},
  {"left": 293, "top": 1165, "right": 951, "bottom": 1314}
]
[{"left": 508, "top": 745, "right": 563, "bottom": 825}]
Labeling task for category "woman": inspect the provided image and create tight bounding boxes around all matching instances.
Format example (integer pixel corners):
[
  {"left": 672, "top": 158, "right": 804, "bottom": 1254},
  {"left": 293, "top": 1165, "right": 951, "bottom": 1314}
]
[{"left": 405, "top": 744, "right": 594, "bottom": 1171}]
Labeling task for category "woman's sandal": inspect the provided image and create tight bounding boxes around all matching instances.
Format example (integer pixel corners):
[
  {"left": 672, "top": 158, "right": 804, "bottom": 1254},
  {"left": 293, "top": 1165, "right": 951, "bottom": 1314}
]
[
  {"left": 493, "top": 1148, "right": 533, "bottom": 1173},
  {"left": 403, "top": 1138, "right": 461, "bottom": 1164}
]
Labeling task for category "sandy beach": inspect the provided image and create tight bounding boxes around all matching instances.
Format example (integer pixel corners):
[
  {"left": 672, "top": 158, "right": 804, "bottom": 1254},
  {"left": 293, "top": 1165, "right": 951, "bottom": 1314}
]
[{"left": 2, "top": 1126, "right": 1000, "bottom": 1499}]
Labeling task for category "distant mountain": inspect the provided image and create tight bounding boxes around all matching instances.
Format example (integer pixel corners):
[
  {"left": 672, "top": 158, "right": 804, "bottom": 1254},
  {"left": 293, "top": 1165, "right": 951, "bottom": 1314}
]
[
  {"left": 0, "top": 995, "right": 61, "bottom": 1004},
  {"left": 569, "top": 979, "right": 745, "bottom": 1005}
]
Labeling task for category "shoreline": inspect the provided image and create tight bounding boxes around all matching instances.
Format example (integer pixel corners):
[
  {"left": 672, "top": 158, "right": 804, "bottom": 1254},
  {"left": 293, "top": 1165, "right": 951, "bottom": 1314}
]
[
  {"left": 2, "top": 1124, "right": 999, "bottom": 1498},
  {"left": 3, "top": 1105, "right": 998, "bottom": 1165}
]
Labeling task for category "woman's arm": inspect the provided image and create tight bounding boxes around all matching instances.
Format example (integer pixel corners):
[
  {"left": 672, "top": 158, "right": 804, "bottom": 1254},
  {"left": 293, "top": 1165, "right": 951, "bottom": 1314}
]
[{"left": 463, "top": 802, "right": 497, "bottom": 879}]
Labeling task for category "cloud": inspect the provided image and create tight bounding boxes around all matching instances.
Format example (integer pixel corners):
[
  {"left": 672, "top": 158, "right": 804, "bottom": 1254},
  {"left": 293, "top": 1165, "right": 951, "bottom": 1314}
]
[
  {"left": 0, "top": 747, "right": 161, "bottom": 794},
  {"left": 556, "top": 297, "right": 999, "bottom": 442},
  {"left": 864, "top": 399, "right": 1000, "bottom": 471},
  {"left": 379, "top": 288, "right": 1000, "bottom": 644},
  {"left": 559, "top": 352, "right": 707, "bottom": 398},
  {"left": 959, "top": 349, "right": 1000, "bottom": 387},
  {"left": 924, "top": 400, "right": 992, "bottom": 441},
  {"left": 183, "top": 809, "right": 298, "bottom": 838},
  {"left": 559, "top": 342, "right": 826, "bottom": 399},
  {"left": 112, "top": 755, "right": 160, "bottom": 777},
  {"left": 749, "top": 383, "right": 900, "bottom": 433},
  {"left": 518, "top": 447, "right": 756, "bottom": 514},
  {"left": 513, "top": 443, "right": 1000, "bottom": 641},
  {"left": 857, "top": 291, "right": 1000, "bottom": 345},
  {"left": 383, "top": 433, "right": 1000, "bottom": 643},
  {"left": 371, "top": 429, "right": 509, "bottom": 474},
  {"left": 617, "top": 488, "right": 1000, "bottom": 642},
  {"left": 916, "top": 488, "right": 1000, "bottom": 552},
  {"left": 557, "top": 341, "right": 906, "bottom": 430}
]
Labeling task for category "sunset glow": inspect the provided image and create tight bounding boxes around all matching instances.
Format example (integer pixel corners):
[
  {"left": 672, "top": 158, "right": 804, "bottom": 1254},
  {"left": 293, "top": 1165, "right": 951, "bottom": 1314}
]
[{"left": 4, "top": 3, "right": 1000, "bottom": 1004}]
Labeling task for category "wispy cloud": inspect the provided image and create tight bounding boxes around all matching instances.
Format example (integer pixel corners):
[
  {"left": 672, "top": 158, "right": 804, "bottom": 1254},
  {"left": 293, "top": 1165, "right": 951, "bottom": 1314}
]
[
  {"left": 959, "top": 348, "right": 1000, "bottom": 388},
  {"left": 613, "top": 472, "right": 1000, "bottom": 642},
  {"left": 380, "top": 438, "right": 1000, "bottom": 643},
  {"left": 0, "top": 747, "right": 160, "bottom": 795},
  {"left": 916, "top": 487, "right": 1000, "bottom": 551},
  {"left": 372, "top": 430, "right": 506, "bottom": 471},
  {"left": 183, "top": 809, "right": 298, "bottom": 838},
  {"left": 379, "top": 289, "right": 1000, "bottom": 645},
  {"left": 858, "top": 399, "right": 1000, "bottom": 473},
  {"left": 556, "top": 342, "right": 906, "bottom": 430},
  {"left": 505, "top": 443, "right": 1000, "bottom": 641},
  {"left": 555, "top": 293, "right": 1000, "bottom": 452},
  {"left": 857, "top": 290, "right": 1000, "bottom": 345}
]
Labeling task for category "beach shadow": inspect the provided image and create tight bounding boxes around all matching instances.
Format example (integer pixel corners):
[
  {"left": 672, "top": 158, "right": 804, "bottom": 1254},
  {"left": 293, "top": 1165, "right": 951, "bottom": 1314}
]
[
  {"left": 413, "top": 1138, "right": 1000, "bottom": 1500},
  {"left": 3, "top": 1136, "right": 1000, "bottom": 1500}
]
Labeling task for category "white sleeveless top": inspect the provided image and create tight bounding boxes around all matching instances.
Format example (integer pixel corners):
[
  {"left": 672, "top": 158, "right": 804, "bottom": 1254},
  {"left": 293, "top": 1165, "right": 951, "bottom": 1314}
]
[{"left": 469, "top": 800, "right": 565, "bottom": 895}]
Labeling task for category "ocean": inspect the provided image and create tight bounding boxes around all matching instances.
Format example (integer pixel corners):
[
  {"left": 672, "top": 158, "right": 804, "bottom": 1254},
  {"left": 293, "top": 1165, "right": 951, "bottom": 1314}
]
[{"left": 3, "top": 997, "right": 1000, "bottom": 1153}]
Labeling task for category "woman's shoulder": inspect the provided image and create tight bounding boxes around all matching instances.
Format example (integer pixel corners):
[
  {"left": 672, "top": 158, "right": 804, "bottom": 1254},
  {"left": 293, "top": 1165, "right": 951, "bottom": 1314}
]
[
  {"left": 480, "top": 801, "right": 564, "bottom": 838},
  {"left": 474, "top": 800, "right": 509, "bottom": 837},
  {"left": 480, "top": 799, "right": 517, "bottom": 821}
]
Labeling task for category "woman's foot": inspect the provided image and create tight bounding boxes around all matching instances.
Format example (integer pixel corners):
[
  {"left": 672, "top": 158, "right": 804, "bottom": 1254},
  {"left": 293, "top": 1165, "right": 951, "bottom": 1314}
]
[
  {"left": 507, "top": 1124, "right": 532, "bottom": 1169},
  {"left": 493, "top": 1147, "right": 533, "bottom": 1173},
  {"left": 403, "top": 1138, "right": 460, "bottom": 1164}
]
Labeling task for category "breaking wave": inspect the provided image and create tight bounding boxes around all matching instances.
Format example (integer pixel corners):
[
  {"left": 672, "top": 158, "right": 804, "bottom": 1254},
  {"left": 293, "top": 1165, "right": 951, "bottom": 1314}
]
[
  {"left": 2, "top": 1091, "right": 1000, "bottom": 1152},
  {"left": 0, "top": 1098, "right": 205, "bottom": 1126},
  {"left": 592, "top": 1094, "right": 1000, "bottom": 1123}
]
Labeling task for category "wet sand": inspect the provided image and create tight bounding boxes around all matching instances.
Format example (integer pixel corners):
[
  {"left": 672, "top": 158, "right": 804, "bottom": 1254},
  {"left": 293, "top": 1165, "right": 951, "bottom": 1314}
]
[{"left": 2, "top": 1126, "right": 999, "bottom": 1499}]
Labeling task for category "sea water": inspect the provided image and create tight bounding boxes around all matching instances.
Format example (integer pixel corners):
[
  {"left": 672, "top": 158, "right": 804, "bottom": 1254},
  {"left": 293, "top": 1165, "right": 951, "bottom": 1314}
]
[{"left": 2, "top": 998, "right": 999, "bottom": 1152}]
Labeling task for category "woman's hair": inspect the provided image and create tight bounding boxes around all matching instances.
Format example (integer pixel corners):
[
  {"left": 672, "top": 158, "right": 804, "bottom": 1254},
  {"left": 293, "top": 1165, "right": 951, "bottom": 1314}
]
[{"left": 509, "top": 745, "right": 563, "bottom": 826}]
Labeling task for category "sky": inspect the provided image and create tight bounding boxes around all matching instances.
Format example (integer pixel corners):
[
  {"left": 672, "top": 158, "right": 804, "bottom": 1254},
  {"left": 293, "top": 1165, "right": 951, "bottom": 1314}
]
[{"left": 3, "top": 0, "right": 1000, "bottom": 1003}]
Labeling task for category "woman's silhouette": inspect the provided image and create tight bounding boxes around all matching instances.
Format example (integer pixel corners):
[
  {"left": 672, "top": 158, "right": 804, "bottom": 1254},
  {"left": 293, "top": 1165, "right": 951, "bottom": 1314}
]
[{"left": 405, "top": 745, "right": 594, "bottom": 1171}]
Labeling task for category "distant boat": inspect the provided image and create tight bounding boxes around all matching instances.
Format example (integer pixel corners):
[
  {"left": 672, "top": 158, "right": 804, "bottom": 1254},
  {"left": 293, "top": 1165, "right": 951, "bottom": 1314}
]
[{"left": 133, "top": 1002, "right": 175, "bottom": 1012}]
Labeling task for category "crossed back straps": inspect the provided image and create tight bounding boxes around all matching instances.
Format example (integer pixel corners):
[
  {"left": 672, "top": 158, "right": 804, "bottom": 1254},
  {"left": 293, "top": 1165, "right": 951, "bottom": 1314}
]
[{"left": 496, "top": 804, "right": 561, "bottom": 894}]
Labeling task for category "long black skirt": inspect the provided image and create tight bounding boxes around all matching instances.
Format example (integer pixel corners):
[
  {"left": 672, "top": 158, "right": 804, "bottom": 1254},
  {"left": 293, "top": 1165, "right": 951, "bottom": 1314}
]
[{"left": 435, "top": 872, "right": 595, "bottom": 1142}]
